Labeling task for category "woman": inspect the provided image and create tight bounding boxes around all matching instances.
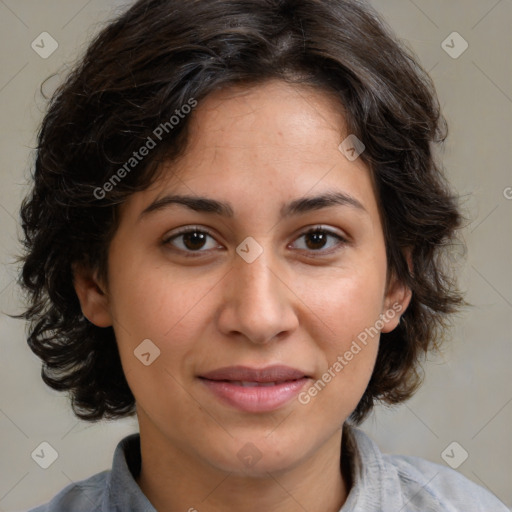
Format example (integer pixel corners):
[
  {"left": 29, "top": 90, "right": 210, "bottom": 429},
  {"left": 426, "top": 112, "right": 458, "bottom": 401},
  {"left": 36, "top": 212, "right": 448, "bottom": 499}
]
[{"left": 16, "top": 0, "right": 507, "bottom": 510}]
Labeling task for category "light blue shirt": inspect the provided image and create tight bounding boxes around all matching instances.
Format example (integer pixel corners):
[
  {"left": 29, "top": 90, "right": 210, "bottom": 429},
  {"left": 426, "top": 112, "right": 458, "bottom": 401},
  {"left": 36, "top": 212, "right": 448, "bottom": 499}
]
[{"left": 27, "top": 425, "right": 509, "bottom": 511}]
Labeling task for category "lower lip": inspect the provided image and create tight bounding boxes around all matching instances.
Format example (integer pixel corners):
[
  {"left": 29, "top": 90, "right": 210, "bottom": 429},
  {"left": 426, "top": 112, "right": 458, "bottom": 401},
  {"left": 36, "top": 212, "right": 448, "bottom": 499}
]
[{"left": 200, "top": 378, "right": 309, "bottom": 412}]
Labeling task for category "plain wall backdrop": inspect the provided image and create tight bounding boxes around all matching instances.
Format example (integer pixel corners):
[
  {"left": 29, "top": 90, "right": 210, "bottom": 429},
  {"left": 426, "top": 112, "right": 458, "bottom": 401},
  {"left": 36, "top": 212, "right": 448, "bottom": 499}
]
[{"left": 0, "top": 1, "right": 510, "bottom": 510}]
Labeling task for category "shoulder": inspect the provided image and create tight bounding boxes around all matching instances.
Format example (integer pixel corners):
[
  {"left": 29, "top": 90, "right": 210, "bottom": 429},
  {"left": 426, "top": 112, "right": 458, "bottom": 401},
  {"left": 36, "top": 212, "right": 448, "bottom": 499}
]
[
  {"left": 25, "top": 432, "right": 147, "bottom": 512},
  {"left": 25, "top": 469, "right": 109, "bottom": 512},
  {"left": 346, "top": 426, "right": 509, "bottom": 511},
  {"left": 384, "top": 453, "right": 509, "bottom": 511}
]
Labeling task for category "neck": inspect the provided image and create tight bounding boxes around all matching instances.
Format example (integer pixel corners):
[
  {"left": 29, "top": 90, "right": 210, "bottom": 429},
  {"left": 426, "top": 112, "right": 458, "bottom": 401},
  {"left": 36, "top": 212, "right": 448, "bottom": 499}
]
[{"left": 135, "top": 421, "right": 350, "bottom": 512}]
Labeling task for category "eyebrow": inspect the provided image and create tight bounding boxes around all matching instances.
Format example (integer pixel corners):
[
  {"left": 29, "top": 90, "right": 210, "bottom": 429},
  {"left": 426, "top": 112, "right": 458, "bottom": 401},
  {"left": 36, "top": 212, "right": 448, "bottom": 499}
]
[{"left": 138, "top": 191, "right": 367, "bottom": 221}]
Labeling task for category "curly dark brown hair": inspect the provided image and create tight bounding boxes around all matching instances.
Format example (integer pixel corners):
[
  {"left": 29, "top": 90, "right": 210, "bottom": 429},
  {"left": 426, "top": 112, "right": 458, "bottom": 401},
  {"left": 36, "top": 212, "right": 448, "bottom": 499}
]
[{"left": 12, "top": 0, "right": 465, "bottom": 424}]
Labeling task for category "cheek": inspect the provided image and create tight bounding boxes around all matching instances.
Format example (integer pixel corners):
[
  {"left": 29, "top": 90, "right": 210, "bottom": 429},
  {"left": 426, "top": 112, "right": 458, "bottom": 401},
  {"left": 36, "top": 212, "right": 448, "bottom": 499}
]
[
  {"left": 109, "top": 256, "right": 219, "bottom": 339},
  {"left": 107, "top": 265, "right": 212, "bottom": 418},
  {"left": 296, "top": 260, "right": 386, "bottom": 412},
  {"left": 105, "top": 258, "right": 222, "bottom": 400},
  {"left": 305, "top": 260, "right": 387, "bottom": 344}
]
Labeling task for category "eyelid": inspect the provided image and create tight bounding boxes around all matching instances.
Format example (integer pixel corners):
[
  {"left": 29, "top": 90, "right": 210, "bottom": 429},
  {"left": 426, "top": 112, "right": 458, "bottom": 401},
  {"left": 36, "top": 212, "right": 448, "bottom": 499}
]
[
  {"left": 162, "top": 225, "right": 220, "bottom": 247},
  {"left": 296, "top": 225, "right": 349, "bottom": 242},
  {"left": 289, "top": 225, "right": 349, "bottom": 254}
]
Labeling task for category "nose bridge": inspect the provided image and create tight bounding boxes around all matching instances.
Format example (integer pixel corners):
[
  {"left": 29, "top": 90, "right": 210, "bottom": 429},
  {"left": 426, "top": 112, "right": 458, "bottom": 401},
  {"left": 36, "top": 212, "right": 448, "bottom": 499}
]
[
  {"left": 219, "top": 239, "right": 296, "bottom": 344},
  {"left": 237, "top": 246, "right": 276, "bottom": 299}
]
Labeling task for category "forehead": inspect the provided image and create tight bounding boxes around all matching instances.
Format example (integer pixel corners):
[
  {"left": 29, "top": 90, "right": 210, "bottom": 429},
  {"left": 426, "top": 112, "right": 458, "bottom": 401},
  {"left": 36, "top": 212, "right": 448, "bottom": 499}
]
[{"left": 119, "top": 80, "right": 380, "bottom": 225}]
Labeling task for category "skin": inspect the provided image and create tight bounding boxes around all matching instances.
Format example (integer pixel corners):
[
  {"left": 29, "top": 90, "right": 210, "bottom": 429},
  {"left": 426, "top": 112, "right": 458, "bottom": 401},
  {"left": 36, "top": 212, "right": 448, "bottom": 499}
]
[{"left": 74, "top": 79, "right": 411, "bottom": 512}]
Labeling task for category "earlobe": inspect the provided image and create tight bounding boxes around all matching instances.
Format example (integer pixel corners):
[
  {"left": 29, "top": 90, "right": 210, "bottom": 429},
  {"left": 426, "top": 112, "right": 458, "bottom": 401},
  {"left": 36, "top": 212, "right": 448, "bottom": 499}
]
[
  {"left": 381, "top": 271, "right": 412, "bottom": 334},
  {"left": 72, "top": 262, "right": 113, "bottom": 327}
]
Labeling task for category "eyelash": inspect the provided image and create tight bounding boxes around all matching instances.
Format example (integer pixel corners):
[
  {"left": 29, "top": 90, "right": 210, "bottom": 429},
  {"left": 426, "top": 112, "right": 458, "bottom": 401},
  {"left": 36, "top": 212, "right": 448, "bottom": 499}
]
[{"left": 162, "top": 225, "right": 349, "bottom": 257}]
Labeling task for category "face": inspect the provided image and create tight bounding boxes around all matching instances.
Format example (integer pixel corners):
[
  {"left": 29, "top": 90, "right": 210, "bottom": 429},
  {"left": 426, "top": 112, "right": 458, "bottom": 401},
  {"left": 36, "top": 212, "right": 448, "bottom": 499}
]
[{"left": 75, "top": 79, "right": 409, "bottom": 476}]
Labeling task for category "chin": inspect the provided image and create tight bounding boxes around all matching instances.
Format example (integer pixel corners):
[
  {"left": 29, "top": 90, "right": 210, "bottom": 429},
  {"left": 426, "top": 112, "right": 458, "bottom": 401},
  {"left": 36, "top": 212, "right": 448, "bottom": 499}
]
[{"left": 205, "top": 435, "right": 313, "bottom": 476}]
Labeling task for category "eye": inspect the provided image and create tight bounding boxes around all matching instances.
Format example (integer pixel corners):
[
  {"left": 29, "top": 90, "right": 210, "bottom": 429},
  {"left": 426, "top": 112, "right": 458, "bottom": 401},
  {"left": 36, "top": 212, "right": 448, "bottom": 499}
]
[
  {"left": 163, "top": 225, "right": 348, "bottom": 257},
  {"left": 291, "top": 226, "right": 348, "bottom": 253},
  {"left": 163, "top": 227, "right": 220, "bottom": 255}
]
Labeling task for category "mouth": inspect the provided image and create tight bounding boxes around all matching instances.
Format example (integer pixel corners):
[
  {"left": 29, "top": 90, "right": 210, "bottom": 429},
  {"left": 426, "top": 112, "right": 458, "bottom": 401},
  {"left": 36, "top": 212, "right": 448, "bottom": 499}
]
[{"left": 198, "top": 365, "right": 311, "bottom": 413}]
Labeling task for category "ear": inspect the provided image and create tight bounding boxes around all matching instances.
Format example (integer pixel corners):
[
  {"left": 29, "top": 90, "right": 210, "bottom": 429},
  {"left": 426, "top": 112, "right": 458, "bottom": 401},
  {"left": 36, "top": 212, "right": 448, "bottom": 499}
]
[
  {"left": 72, "top": 262, "right": 113, "bottom": 327},
  {"left": 380, "top": 249, "right": 413, "bottom": 334}
]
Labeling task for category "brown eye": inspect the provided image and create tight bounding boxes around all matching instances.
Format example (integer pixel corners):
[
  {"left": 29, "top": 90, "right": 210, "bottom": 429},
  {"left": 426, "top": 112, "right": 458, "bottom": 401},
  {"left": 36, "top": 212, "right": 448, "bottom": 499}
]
[
  {"left": 182, "top": 231, "right": 208, "bottom": 250},
  {"left": 292, "top": 227, "right": 347, "bottom": 253},
  {"left": 163, "top": 228, "right": 219, "bottom": 254},
  {"left": 304, "top": 230, "right": 329, "bottom": 250}
]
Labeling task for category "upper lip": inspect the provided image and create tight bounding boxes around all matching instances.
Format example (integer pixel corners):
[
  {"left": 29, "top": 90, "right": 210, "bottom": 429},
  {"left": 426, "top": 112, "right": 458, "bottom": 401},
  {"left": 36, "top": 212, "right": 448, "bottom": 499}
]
[{"left": 199, "top": 365, "right": 308, "bottom": 383}]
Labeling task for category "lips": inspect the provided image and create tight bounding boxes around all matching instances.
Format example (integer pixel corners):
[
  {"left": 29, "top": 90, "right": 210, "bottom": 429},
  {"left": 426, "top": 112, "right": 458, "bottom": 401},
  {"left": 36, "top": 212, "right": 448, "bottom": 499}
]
[
  {"left": 200, "top": 365, "right": 307, "bottom": 382},
  {"left": 199, "top": 365, "right": 310, "bottom": 413}
]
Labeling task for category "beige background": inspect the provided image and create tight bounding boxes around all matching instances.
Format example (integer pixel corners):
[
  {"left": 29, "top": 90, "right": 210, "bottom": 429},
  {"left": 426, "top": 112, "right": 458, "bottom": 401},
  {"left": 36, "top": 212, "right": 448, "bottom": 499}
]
[{"left": 0, "top": 1, "right": 510, "bottom": 510}]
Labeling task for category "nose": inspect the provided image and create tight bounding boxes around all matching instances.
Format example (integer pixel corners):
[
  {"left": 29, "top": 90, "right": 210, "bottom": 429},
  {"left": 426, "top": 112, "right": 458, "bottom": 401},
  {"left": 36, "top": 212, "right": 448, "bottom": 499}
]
[{"left": 216, "top": 245, "right": 299, "bottom": 345}]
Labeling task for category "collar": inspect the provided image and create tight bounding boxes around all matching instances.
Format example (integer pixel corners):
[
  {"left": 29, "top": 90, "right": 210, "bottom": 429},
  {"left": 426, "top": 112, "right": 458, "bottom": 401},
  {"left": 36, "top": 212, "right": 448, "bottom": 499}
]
[
  {"left": 104, "top": 425, "right": 402, "bottom": 511},
  {"left": 106, "top": 433, "right": 156, "bottom": 511}
]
